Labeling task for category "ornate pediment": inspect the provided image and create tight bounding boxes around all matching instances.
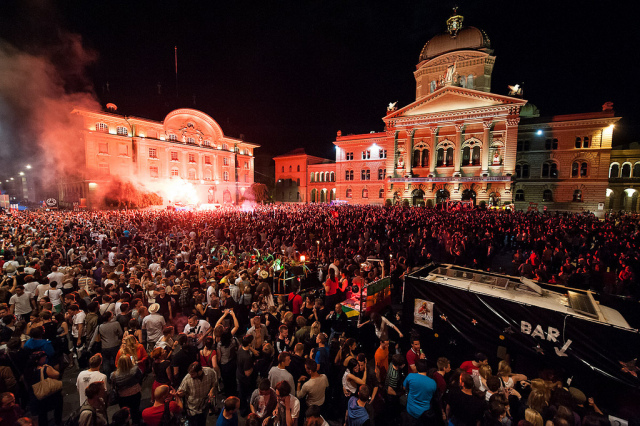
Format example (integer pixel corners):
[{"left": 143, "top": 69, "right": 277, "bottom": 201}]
[{"left": 386, "top": 87, "right": 526, "bottom": 119}]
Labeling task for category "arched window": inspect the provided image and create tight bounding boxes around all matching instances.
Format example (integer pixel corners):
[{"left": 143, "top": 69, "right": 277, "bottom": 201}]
[
  {"left": 413, "top": 150, "right": 420, "bottom": 168},
  {"left": 610, "top": 164, "right": 620, "bottom": 178},
  {"left": 580, "top": 162, "right": 588, "bottom": 177},
  {"left": 575, "top": 137, "right": 582, "bottom": 149},
  {"left": 378, "top": 168, "right": 385, "bottom": 180},
  {"left": 622, "top": 163, "right": 632, "bottom": 178},
  {"left": 96, "top": 122, "right": 108, "bottom": 132},
  {"left": 436, "top": 148, "right": 444, "bottom": 167},
  {"left": 319, "top": 172, "right": 324, "bottom": 182},
  {"left": 462, "top": 146, "right": 471, "bottom": 165},
  {"left": 422, "top": 150, "right": 429, "bottom": 167},
  {"left": 346, "top": 188, "right": 352, "bottom": 198},
  {"left": 116, "top": 126, "right": 128, "bottom": 136},
  {"left": 315, "top": 172, "right": 319, "bottom": 182},
  {"left": 297, "top": 165, "right": 300, "bottom": 172},
  {"left": 472, "top": 146, "right": 480, "bottom": 165},
  {"left": 446, "top": 148, "right": 454, "bottom": 166},
  {"left": 515, "top": 189, "right": 525, "bottom": 201},
  {"left": 296, "top": 178, "right": 300, "bottom": 186},
  {"left": 467, "top": 75, "right": 474, "bottom": 89},
  {"left": 542, "top": 162, "right": 558, "bottom": 178},
  {"left": 543, "top": 189, "right": 553, "bottom": 202},
  {"left": 362, "top": 188, "right": 369, "bottom": 198},
  {"left": 379, "top": 188, "right": 384, "bottom": 198},
  {"left": 330, "top": 172, "right": 335, "bottom": 182},
  {"left": 634, "top": 163, "right": 640, "bottom": 177},
  {"left": 572, "top": 162, "right": 579, "bottom": 177},
  {"left": 573, "top": 190, "right": 582, "bottom": 202},
  {"left": 310, "top": 172, "right": 315, "bottom": 182}
]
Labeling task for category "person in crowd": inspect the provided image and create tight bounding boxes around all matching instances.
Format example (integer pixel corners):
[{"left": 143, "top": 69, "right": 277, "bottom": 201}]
[
  {"left": 269, "top": 352, "right": 295, "bottom": 394},
  {"left": 78, "top": 382, "right": 109, "bottom": 426},
  {"left": 460, "top": 352, "right": 489, "bottom": 376},
  {"left": 237, "top": 335, "right": 257, "bottom": 416},
  {"left": 346, "top": 384, "right": 373, "bottom": 426},
  {"left": 91, "top": 311, "right": 123, "bottom": 377},
  {"left": 446, "top": 372, "right": 485, "bottom": 426},
  {"left": 23, "top": 351, "right": 63, "bottom": 426},
  {"left": 142, "top": 303, "right": 166, "bottom": 351},
  {"left": 250, "top": 379, "right": 278, "bottom": 423},
  {"left": 142, "top": 385, "right": 183, "bottom": 426},
  {"left": 274, "top": 380, "right": 300, "bottom": 426},
  {"left": 111, "top": 355, "right": 143, "bottom": 424},
  {"left": 216, "top": 396, "right": 240, "bottom": 426},
  {"left": 0, "top": 392, "right": 24, "bottom": 426},
  {"left": 402, "top": 359, "right": 437, "bottom": 425},
  {"left": 406, "top": 335, "right": 426, "bottom": 373},
  {"left": 177, "top": 362, "right": 218, "bottom": 426},
  {"left": 296, "top": 359, "right": 329, "bottom": 411},
  {"left": 76, "top": 354, "right": 107, "bottom": 407}
]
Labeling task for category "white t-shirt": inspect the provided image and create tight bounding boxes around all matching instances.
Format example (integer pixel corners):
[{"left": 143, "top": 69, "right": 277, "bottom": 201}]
[
  {"left": 24, "top": 281, "right": 39, "bottom": 295},
  {"left": 36, "top": 284, "right": 50, "bottom": 301},
  {"left": 46, "top": 288, "right": 63, "bottom": 307},
  {"left": 184, "top": 320, "right": 211, "bottom": 348},
  {"left": 72, "top": 311, "right": 87, "bottom": 338},
  {"left": 276, "top": 395, "right": 300, "bottom": 423},
  {"left": 76, "top": 370, "right": 107, "bottom": 406},
  {"left": 9, "top": 292, "right": 33, "bottom": 315},
  {"left": 47, "top": 271, "right": 64, "bottom": 286}
]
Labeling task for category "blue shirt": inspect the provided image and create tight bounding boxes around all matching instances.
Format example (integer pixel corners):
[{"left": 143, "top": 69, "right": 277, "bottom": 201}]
[
  {"left": 215, "top": 411, "right": 238, "bottom": 426},
  {"left": 403, "top": 373, "right": 437, "bottom": 418}
]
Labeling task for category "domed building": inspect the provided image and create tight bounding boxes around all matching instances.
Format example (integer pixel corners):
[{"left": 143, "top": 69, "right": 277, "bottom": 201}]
[{"left": 276, "top": 9, "right": 620, "bottom": 214}]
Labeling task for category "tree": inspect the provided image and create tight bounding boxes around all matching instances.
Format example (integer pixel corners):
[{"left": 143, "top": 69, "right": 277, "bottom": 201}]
[{"left": 250, "top": 183, "right": 270, "bottom": 204}]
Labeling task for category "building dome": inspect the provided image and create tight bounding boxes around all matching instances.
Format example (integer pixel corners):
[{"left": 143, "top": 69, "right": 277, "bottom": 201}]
[{"left": 419, "top": 26, "right": 491, "bottom": 62}]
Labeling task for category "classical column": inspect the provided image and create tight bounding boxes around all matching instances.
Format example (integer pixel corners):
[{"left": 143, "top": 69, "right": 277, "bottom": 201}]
[
  {"left": 481, "top": 120, "right": 492, "bottom": 175},
  {"left": 198, "top": 153, "right": 204, "bottom": 181},
  {"left": 165, "top": 147, "right": 171, "bottom": 178},
  {"left": 406, "top": 129, "right": 415, "bottom": 177},
  {"left": 453, "top": 123, "right": 464, "bottom": 176},
  {"left": 393, "top": 132, "right": 399, "bottom": 178},
  {"left": 429, "top": 126, "right": 438, "bottom": 176},
  {"left": 504, "top": 117, "right": 520, "bottom": 176}
]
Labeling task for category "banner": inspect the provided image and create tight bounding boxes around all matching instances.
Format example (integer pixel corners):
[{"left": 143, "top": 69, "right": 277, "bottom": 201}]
[
  {"left": 364, "top": 277, "right": 391, "bottom": 313},
  {"left": 414, "top": 299, "right": 434, "bottom": 329}
]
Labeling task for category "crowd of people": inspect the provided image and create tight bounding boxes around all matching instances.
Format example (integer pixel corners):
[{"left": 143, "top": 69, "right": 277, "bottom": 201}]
[{"left": 0, "top": 204, "right": 637, "bottom": 426}]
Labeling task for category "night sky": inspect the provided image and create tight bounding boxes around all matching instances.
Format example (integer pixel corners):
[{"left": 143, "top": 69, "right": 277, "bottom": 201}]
[{"left": 0, "top": 1, "right": 636, "bottom": 182}]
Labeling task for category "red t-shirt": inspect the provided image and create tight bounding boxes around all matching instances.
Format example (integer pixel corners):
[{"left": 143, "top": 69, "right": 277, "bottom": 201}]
[
  {"left": 459, "top": 360, "right": 478, "bottom": 375},
  {"left": 288, "top": 293, "right": 303, "bottom": 314},
  {"left": 325, "top": 278, "right": 339, "bottom": 296},
  {"left": 142, "top": 402, "right": 181, "bottom": 426},
  {"left": 406, "top": 348, "right": 420, "bottom": 368}
]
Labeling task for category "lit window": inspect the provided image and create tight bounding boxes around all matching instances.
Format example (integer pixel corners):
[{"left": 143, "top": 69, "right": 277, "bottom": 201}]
[
  {"left": 224, "top": 171, "right": 229, "bottom": 181},
  {"left": 204, "top": 156, "right": 211, "bottom": 165},
  {"left": 96, "top": 123, "right": 108, "bottom": 132},
  {"left": 203, "top": 140, "right": 211, "bottom": 147},
  {"left": 98, "top": 143, "right": 108, "bottom": 154},
  {"left": 150, "top": 166, "right": 159, "bottom": 178},
  {"left": 362, "top": 188, "right": 369, "bottom": 198},
  {"left": 189, "top": 154, "right": 196, "bottom": 163},
  {"left": 346, "top": 188, "right": 352, "bottom": 198},
  {"left": 169, "top": 134, "right": 177, "bottom": 141},
  {"left": 116, "top": 126, "right": 128, "bottom": 136},
  {"left": 119, "top": 145, "right": 128, "bottom": 156},
  {"left": 224, "top": 158, "right": 229, "bottom": 166},
  {"left": 149, "top": 148, "right": 157, "bottom": 158},
  {"left": 171, "top": 168, "right": 179, "bottom": 177},
  {"left": 573, "top": 190, "right": 582, "bottom": 202},
  {"left": 171, "top": 152, "right": 179, "bottom": 161},
  {"left": 188, "top": 169, "right": 196, "bottom": 180}
]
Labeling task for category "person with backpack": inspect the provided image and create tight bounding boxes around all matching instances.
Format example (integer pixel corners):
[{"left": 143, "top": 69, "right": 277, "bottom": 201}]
[
  {"left": 75, "top": 381, "right": 108, "bottom": 426},
  {"left": 142, "top": 385, "right": 183, "bottom": 426}
]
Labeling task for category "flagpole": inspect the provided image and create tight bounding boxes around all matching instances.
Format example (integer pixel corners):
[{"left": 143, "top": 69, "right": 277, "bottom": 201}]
[{"left": 175, "top": 46, "right": 178, "bottom": 98}]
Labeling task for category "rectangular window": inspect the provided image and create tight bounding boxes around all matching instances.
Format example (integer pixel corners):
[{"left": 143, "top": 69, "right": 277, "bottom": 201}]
[
  {"left": 545, "top": 138, "right": 559, "bottom": 150},
  {"left": 171, "top": 168, "right": 179, "bottom": 177},
  {"left": 171, "top": 152, "right": 179, "bottom": 161},
  {"left": 118, "top": 144, "right": 128, "bottom": 156},
  {"left": 98, "top": 143, "right": 108, "bottom": 154},
  {"left": 169, "top": 134, "right": 177, "bottom": 141},
  {"left": 362, "top": 150, "right": 371, "bottom": 160},
  {"left": 223, "top": 157, "right": 229, "bottom": 166},
  {"left": 224, "top": 171, "right": 229, "bottom": 181},
  {"left": 96, "top": 123, "right": 108, "bottom": 132},
  {"left": 116, "top": 126, "right": 128, "bottom": 136},
  {"left": 244, "top": 162, "right": 249, "bottom": 169},
  {"left": 379, "top": 149, "right": 387, "bottom": 159},
  {"left": 346, "top": 152, "right": 354, "bottom": 161},
  {"left": 204, "top": 156, "right": 211, "bottom": 165},
  {"left": 188, "top": 153, "right": 196, "bottom": 163},
  {"left": 149, "top": 148, "right": 157, "bottom": 158},
  {"left": 150, "top": 166, "right": 159, "bottom": 178}
]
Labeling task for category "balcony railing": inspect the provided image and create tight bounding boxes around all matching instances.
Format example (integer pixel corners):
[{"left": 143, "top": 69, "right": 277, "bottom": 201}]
[{"left": 389, "top": 176, "right": 512, "bottom": 183}]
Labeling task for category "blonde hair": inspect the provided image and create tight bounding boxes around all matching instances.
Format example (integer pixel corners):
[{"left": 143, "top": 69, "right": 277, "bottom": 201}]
[
  {"left": 479, "top": 364, "right": 492, "bottom": 379},
  {"left": 530, "top": 378, "right": 552, "bottom": 400},
  {"left": 116, "top": 354, "right": 134, "bottom": 374},
  {"left": 525, "top": 408, "right": 543, "bottom": 426},
  {"left": 310, "top": 321, "right": 322, "bottom": 335},
  {"left": 283, "top": 311, "right": 294, "bottom": 324},
  {"left": 121, "top": 335, "right": 140, "bottom": 363},
  {"left": 527, "top": 390, "right": 549, "bottom": 414},
  {"left": 497, "top": 360, "right": 512, "bottom": 377}
]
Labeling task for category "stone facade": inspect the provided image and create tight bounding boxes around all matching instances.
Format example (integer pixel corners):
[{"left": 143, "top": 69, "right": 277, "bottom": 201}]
[
  {"left": 607, "top": 142, "right": 640, "bottom": 211},
  {"left": 66, "top": 107, "right": 258, "bottom": 207}
]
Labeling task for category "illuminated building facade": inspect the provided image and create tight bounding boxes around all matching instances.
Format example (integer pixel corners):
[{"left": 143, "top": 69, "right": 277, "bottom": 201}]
[
  {"left": 607, "top": 142, "right": 640, "bottom": 211},
  {"left": 65, "top": 107, "right": 258, "bottom": 207},
  {"left": 274, "top": 11, "right": 621, "bottom": 214}
]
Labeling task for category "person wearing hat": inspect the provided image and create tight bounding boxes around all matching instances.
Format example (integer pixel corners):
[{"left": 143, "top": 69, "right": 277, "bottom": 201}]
[{"left": 142, "top": 303, "right": 166, "bottom": 352}]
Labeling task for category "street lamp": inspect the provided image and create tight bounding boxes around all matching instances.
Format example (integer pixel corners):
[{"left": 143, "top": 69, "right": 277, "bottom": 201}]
[
  {"left": 26, "top": 165, "right": 31, "bottom": 169},
  {"left": 19, "top": 172, "right": 24, "bottom": 176}
]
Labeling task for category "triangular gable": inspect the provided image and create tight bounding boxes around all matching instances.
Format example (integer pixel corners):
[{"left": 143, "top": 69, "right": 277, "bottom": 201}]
[{"left": 386, "top": 87, "right": 527, "bottom": 119}]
